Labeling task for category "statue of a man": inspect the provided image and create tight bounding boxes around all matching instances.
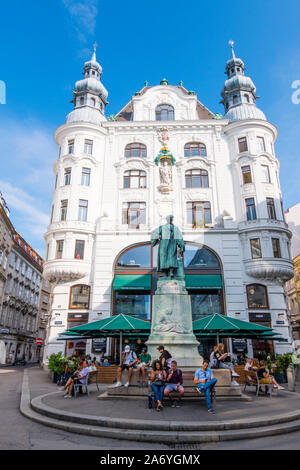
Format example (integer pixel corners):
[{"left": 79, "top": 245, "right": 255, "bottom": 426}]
[{"left": 151, "top": 215, "right": 185, "bottom": 278}]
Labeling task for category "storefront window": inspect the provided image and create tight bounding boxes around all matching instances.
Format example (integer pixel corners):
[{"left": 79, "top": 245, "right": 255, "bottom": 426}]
[
  {"left": 70, "top": 285, "right": 90, "bottom": 309},
  {"left": 190, "top": 292, "right": 222, "bottom": 320},
  {"left": 184, "top": 244, "right": 219, "bottom": 268},
  {"left": 117, "top": 244, "right": 151, "bottom": 268},
  {"left": 115, "top": 292, "right": 150, "bottom": 320},
  {"left": 247, "top": 284, "right": 268, "bottom": 309}
]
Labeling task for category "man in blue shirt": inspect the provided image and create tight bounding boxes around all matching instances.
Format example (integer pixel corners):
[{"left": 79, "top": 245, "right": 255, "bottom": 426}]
[{"left": 194, "top": 359, "right": 217, "bottom": 414}]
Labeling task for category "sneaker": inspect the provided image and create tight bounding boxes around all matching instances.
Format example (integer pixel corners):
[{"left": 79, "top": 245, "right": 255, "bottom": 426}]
[
  {"left": 124, "top": 382, "right": 129, "bottom": 387},
  {"left": 231, "top": 380, "right": 239, "bottom": 386},
  {"left": 114, "top": 381, "right": 122, "bottom": 388},
  {"left": 278, "top": 385, "right": 285, "bottom": 390},
  {"left": 208, "top": 408, "right": 215, "bottom": 414},
  {"left": 64, "top": 395, "right": 72, "bottom": 399},
  {"left": 232, "top": 371, "right": 240, "bottom": 378},
  {"left": 175, "top": 400, "right": 181, "bottom": 408}
]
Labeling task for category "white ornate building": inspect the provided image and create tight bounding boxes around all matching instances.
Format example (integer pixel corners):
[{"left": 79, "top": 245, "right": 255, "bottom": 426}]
[{"left": 43, "top": 44, "right": 294, "bottom": 362}]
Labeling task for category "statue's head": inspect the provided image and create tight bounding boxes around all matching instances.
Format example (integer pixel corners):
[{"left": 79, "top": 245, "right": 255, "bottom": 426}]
[{"left": 166, "top": 214, "right": 174, "bottom": 224}]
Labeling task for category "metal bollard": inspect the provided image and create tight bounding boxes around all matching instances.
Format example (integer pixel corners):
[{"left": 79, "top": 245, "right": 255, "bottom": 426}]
[{"left": 287, "top": 365, "right": 296, "bottom": 392}]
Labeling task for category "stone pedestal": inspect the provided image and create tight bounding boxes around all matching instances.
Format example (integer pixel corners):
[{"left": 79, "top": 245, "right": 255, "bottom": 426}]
[{"left": 146, "top": 278, "right": 202, "bottom": 368}]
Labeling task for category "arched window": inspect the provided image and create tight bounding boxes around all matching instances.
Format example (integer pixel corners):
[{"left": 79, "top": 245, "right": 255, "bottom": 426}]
[
  {"left": 246, "top": 284, "right": 268, "bottom": 309},
  {"left": 155, "top": 104, "right": 174, "bottom": 121},
  {"left": 69, "top": 285, "right": 90, "bottom": 309},
  {"left": 185, "top": 169, "right": 208, "bottom": 188},
  {"left": 184, "top": 142, "right": 207, "bottom": 158},
  {"left": 124, "top": 170, "right": 146, "bottom": 189},
  {"left": 125, "top": 143, "right": 147, "bottom": 158},
  {"left": 91, "top": 97, "right": 96, "bottom": 107},
  {"left": 79, "top": 97, "right": 84, "bottom": 106}
]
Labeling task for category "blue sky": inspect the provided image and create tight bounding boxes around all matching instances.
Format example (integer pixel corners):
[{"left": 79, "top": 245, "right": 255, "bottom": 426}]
[{"left": 1, "top": 0, "right": 300, "bottom": 257}]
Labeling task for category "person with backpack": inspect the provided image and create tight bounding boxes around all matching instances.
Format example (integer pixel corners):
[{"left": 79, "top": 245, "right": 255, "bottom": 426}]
[{"left": 114, "top": 345, "right": 138, "bottom": 388}]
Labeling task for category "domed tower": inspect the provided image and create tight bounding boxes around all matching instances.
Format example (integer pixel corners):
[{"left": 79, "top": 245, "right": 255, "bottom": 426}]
[
  {"left": 221, "top": 42, "right": 293, "bottom": 356},
  {"left": 43, "top": 45, "right": 108, "bottom": 358},
  {"left": 221, "top": 40, "right": 266, "bottom": 122}
]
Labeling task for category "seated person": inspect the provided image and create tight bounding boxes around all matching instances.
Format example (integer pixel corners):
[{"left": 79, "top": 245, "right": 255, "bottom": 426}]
[
  {"left": 164, "top": 360, "right": 184, "bottom": 407},
  {"left": 151, "top": 360, "right": 167, "bottom": 412},
  {"left": 60, "top": 360, "right": 90, "bottom": 398},
  {"left": 157, "top": 345, "right": 172, "bottom": 372},
  {"left": 115, "top": 345, "right": 138, "bottom": 388},
  {"left": 137, "top": 347, "right": 151, "bottom": 387},
  {"left": 214, "top": 343, "right": 240, "bottom": 386},
  {"left": 194, "top": 360, "right": 217, "bottom": 414},
  {"left": 244, "top": 358, "right": 253, "bottom": 371},
  {"left": 258, "top": 362, "right": 284, "bottom": 392}
]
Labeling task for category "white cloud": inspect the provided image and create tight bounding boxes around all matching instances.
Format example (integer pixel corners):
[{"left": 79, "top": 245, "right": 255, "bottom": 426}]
[{"left": 62, "top": 0, "right": 99, "bottom": 42}]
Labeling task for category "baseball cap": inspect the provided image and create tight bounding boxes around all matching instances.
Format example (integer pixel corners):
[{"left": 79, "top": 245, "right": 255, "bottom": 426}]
[{"left": 124, "top": 345, "right": 130, "bottom": 352}]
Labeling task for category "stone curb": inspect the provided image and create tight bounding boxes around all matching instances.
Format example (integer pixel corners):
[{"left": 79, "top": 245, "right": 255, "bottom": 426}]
[{"left": 20, "top": 370, "right": 300, "bottom": 444}]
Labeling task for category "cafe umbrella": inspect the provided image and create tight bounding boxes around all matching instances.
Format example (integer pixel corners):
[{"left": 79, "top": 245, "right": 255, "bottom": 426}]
[
  {"left": 192, "top": 313, "right": 273, "bottom": 344},
  {"left": 61, "top": 314, "right": 151, "bottom": 363}
]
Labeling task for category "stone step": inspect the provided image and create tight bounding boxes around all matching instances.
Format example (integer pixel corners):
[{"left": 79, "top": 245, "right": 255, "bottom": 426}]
[
  {"left": 24, "top": 396, "right": 300, "bottom": 444},
  {"left": 106, "top": 385, "right": 242, "bottom": 397}
]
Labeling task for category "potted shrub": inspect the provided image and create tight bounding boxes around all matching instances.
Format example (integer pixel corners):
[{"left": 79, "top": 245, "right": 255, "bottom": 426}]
[
  {"left": 274, "top": 354, "right": 292, "bottom": 383},
  {"left": 48, "top": 352, "right": 66, "bottom": 383}
]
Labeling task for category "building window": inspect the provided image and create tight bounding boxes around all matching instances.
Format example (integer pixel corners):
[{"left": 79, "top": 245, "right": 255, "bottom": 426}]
[
  {"left": 184, "top": 142, "right": 207, "bottom": 158},
  {"left": 241, "top": 165, "right": 252, "bottom": 184},
  {"left": 155, "top": 104, "right": 174, "bottom": 121},
  {"left": 56, "top": 240, "right": 64, "bottom": 259},
  {"left": 124, "top": 170, "right": 146, "bottom": 189},
  {"left": 115, "top": 292, "right": 150, "bottom": 320},
  {"left": 244, "top": 94, "right": 250, "bottom": 103},
  {"left": 15, "top": 257, "right": 20, "bottom": 271},
  {"left": 245, "top": 198, "right": 257, "bottom": 220},
  {"left": 60, "top": 200, "right": 68, "bottom": 221},
  {"left": 250, "top": 238, "right": 262, "bottom": 259},
  {"left": 272, "top": 238, "right": 281, "bottom": 258},
  {"left": 261, "top": 165, "right": 271, "bottom": 183},
  {"left": 70, "top": 285, "right": 90, "bottom": 309},
  {"left": 187, "top": 202, "right": 212, "bottom": 227},
  {"left": 84, "top": 139, "right": 93, "bottom": 155},
  {"left": 233, "top": 95, "right": 238, "bottom": 104},
  {"left": 79, "top": 97, "right": 84, "bottom": 106},
  {"left": 78, "top": 200, "right": 88, "bottom": 222},
  {"left": 238, "top": 137, "right": 248, "bottom": 153},
  {"left": 55, "top": 174, "right": 58, "bottom": 189},
  {"left": 246, "top": 284, "right": 268, "bottom": 309},
  {"left": 64, "top": 167, "right": 71, "bottom": 185},
  {"left": 91, "top": 97, "right": 96, "bottom": 107},
  {"left": 185, "top": 169, "right": 209, "bottom": 188},
  {"left": 125, "top": 143, "right": 147, "bottom": 158},
  {"left": 117, "top": 244, "right": 151, "bottom": 268},
  {"left": 81, "top": 168, "right": 91, "bottom": 186},
  {"left": 257, "top": 136, "right": 266, "bottom": 152},
  {"left": 68, "top": 140, "right": 74, "bottom": 154},
  {"left": 266, "top": 198, "right": 276, "bottom": 220},
  {"left": 9, "top": 252, "right": 15, "bottom": 267},
  {"left": 75, "top": 240, "right": 85, "bottom": 260},
  {"left": 122, "top": 202, "right": 146, "bottom": 228}
]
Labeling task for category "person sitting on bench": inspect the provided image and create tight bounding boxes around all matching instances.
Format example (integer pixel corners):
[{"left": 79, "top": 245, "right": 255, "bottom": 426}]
[
  {"left": 194, "top": 359, "right": 217, "bottom": 414},
  {"left": 115, "top": 345, "right": 138, "bottom": 388},
  {"left": 60, "top": 360, "right": 90, "bottom": 399},
  {"left": 164, "top": 360, "right": 184, "bottom": 407}
]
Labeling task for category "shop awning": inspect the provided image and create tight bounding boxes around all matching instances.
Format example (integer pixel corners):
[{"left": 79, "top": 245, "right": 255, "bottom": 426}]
[
  {"left": 113, "top": 274, "right": 151, "bottom": 290},
  {"left": 185, "top": 274, "right": 222, "bottom": 290}
]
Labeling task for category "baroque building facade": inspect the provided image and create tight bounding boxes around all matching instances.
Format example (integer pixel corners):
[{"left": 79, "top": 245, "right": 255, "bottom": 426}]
[{"left": 43, "top": 44, "right": 294, "bottom": 361}]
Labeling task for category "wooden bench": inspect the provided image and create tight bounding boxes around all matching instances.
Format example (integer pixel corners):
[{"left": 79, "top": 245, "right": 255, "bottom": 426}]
[
  {"left": 244, "top": 370, "right": 272, "bottom": 397},
  {"left": 89, "top": 365, "right": 119, "bottom": 387}
]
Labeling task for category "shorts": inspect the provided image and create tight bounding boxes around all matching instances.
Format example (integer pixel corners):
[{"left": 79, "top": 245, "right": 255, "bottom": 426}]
[
  {"left": 165, "top": 383, "right": 184, "bottom": 392},
  {"left": 259, "top": 378, "right": 270, "bottom": 384},
  {"left": 137, "top": 362, "right": 148, "bottom": 368},
  {"left": 120, "top": 364, "right": 135, "bottom": 371}
]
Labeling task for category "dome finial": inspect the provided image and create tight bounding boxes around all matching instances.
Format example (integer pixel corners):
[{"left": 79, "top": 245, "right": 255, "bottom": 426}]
[
  {"left": 92, "top": 42, "right": 98, "bottom": 62},
  {"left": 228, "top": 39, "right": 236, "bottom": 59}
]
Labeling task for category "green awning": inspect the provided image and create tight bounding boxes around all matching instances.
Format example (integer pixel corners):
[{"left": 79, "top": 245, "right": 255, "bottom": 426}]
[
  {"left": 185, "top": 274, "right": 222, "bottom": 290},
  {"left": 113, "top": 274, "right": 151, "bottom": 290}
]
